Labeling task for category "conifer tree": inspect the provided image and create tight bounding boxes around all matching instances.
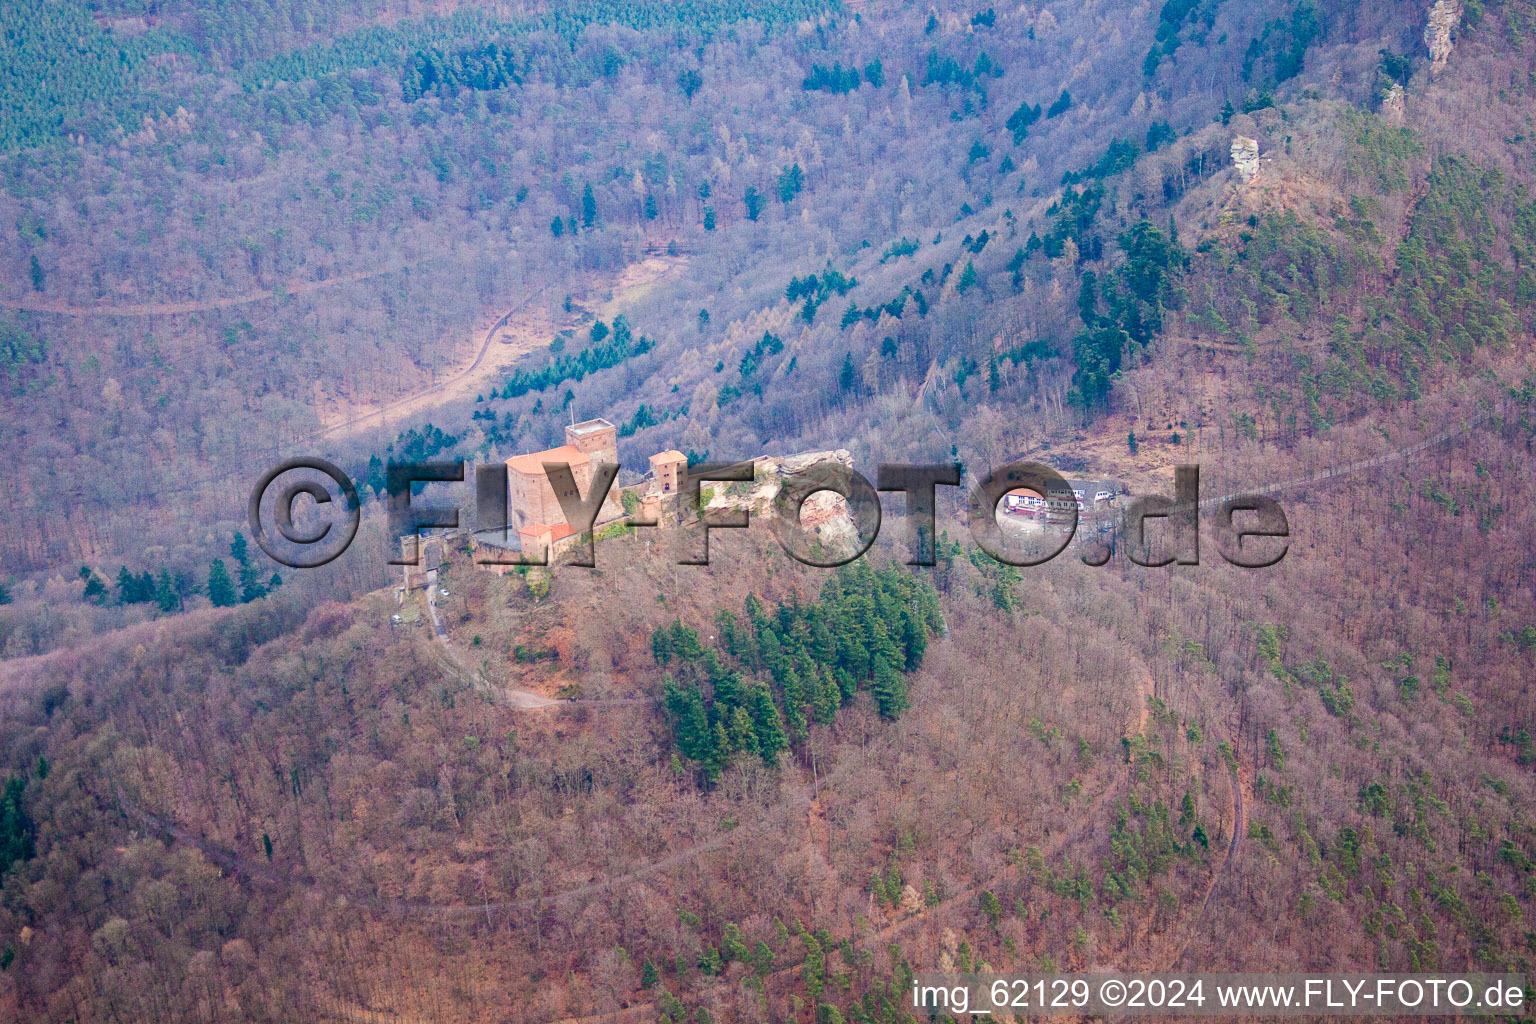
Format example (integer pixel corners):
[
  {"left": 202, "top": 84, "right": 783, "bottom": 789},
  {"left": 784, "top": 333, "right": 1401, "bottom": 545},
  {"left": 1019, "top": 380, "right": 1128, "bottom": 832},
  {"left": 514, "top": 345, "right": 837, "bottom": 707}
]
[
  {"left": 155, "top": 569, "right": 178, "bottom": 612},
  {"left": 581, "top": 182, "right": 596, "bottom": 228},
  {"left": 81, "top": 568, "right": 106, "bottom": 604},
  {"left": 749, "top": 683, "right": 788, "bottom": 764},
  {"left": 239, "top": 561, "right": 266, "bottom": 604},
  {"left": 115, "top": 566, "right": 141, "bottom": 604},
  {"left": 0, "top": 776, "right": 34, "bottom": 875},
  {"left": 871, "top": 655, "right": 908, "bottom": 719},
  {"left": 839, "top": 353, "right": 859, "bottom": 396},
  {"left": 207, "top": 559, "right": 237, "bottom": 608}
]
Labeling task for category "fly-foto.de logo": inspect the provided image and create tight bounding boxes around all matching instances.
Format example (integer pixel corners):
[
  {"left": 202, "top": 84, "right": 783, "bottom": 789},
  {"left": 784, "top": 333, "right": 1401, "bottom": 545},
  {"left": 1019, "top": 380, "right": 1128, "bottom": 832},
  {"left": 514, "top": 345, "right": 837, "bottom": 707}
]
[{"left": 248, "top": 457, "right": 1288, "bottom": 571}]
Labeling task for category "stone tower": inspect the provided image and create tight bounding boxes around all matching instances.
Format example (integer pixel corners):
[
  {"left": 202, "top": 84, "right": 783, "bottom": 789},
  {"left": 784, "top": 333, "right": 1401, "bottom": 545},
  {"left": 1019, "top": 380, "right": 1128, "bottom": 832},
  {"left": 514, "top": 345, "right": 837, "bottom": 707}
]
[{"left": 565, "top": 418, "right": 618, "bottom": 465}]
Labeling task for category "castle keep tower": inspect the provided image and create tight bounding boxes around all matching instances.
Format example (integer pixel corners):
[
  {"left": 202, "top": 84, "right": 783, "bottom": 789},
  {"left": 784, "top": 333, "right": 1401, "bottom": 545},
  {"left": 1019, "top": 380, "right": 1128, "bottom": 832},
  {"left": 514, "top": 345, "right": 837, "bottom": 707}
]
[
  {"left": 565, "top": 418, "right": 618, "bottom": 465},
  {"left": 504, "top": 418, "right": 621, "bottom": 531}
]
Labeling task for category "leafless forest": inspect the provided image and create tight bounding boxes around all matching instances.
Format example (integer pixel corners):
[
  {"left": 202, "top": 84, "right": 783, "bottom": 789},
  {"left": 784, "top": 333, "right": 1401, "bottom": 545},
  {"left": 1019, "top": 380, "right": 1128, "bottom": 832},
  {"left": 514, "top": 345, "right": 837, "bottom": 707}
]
[{"left": 3, "top": 0, "right": 1536, "bottom": 1021}]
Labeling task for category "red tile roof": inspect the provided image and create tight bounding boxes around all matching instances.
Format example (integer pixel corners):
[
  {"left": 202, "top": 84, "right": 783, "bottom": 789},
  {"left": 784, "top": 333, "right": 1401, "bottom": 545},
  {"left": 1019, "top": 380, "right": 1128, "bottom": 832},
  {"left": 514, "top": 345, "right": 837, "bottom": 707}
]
[
  {"left": 505, "top": 444, "right": 589, "bottom": 476},
  {"left": 519, "top": 521, "right": 578, "bottom": 541}
]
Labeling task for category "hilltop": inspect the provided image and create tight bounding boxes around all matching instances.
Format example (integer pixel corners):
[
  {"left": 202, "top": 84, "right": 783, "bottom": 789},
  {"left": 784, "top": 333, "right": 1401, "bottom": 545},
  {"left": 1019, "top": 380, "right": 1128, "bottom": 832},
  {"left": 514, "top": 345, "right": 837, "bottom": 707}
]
[{"left": 6, "top": 0, "right": 1536, "bottom": 1021}]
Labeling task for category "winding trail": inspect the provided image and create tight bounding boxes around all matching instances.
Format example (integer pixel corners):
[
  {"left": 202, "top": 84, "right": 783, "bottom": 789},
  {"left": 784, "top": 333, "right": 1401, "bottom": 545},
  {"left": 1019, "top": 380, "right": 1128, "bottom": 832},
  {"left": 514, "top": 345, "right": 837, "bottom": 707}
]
[
  {"left": 0, "top": 264, "right": 409, "bottom": 317},
  {"left": 422, "top": 577, "right": 644, "bottom": 711},
  {"left": 1162, "top": 752, "right": 1250, "bottom": 971},
  {"left": 538, "top": 665, "right": 1162, "bottom": 1024},
  {"left": 95, "top": 392, "right": 1526, "bottom": 1023},
  {"left": 115, "top": 712, "right": 851, "bottom": 921},
  {"left": 61, "top": 286, "right": 554, "bottom": 513},
  {"left": 306, "top": 285, "right": 551, "bottom": 444}
]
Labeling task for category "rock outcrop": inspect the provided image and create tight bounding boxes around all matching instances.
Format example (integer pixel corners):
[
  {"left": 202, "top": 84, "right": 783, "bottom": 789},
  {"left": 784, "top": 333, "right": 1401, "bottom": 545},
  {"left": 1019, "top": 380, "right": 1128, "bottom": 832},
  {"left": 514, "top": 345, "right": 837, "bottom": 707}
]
[
  {"left": 1381, "top": 82, "right": 1407, "bottom": 124},
  {"left": 1231, "top": 136, "right": 1261, "bottom": 183},
  {"left": 702, "top": 449, "right": 862, "bottom": 556},
  {"left": 1425, "top": 0, "right": 1463, "bottom": 75},
  {"left": 701, "top": 449, "right": 855, "bottom": 515}
]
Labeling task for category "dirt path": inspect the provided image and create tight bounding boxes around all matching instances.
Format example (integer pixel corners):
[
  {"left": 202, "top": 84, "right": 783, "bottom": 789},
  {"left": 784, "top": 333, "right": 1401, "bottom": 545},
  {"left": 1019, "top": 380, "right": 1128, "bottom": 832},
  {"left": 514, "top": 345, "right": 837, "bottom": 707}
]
[
  {"left": 1161, "top": 752, "right": 1249, "bottom": 970},
  {"left": 422, "top": 584, "right": 642, "bottom": 710},
  {"left": 58, "top": 253, "right": 689, "bottom": 514},
  {"left": 105, "top": 635, "right": 1157, "bottom": 1024},
  {"left": 0, "top": 264, "right": 409, "bottom": 317},
  {"left": 307, "top": 285, "right": 554, "bottom": 443},
  {"left": 542, "top": 663, "right": 1162, "bottom": 1024},
  {"left": 303, "top": 253, "right": 688, "bottom": 442},
  {"left": 83, "top": 394, "right": 1526, "bottom": 1023}
]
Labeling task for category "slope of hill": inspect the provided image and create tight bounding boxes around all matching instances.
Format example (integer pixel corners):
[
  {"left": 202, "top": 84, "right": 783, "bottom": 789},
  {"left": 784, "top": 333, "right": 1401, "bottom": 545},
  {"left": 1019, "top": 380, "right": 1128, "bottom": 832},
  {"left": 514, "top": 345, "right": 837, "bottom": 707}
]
[{"left": 6, "top": 0, "right": 1536, "bottom": 1021}]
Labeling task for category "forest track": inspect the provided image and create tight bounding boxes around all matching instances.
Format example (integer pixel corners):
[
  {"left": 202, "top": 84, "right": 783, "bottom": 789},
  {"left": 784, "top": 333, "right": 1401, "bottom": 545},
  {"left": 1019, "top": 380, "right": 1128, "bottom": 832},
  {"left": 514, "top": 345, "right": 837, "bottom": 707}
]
[
  {"left": 104, "top": 635, "right": 1155, "bottom": 1024},
  {"left": 0, "top": 263, "right": 409, "bottom": 317},
  {"left": 1161, "top": 753, "right": 1249, "bottom": 971},
  {"left": 109, "top": 637, "right": 883, "bottom": 924},
  {"left": 541, "top": 665, "right": 1162, "bottom": 1024},
  {"left": 425, "top": 598, "right": 641, "bottom": 710},
  {"left": 48, "top": 250, "right": 684, "bottom": 511},
  {"left": 305, "top": 284, "right": 551, "bottom": 443},
  {"left": 85, "top": 395, "right": 1526, "bottom": 1022},
  {"left": 37, "top": 285, "right": 555, "bottom": 513},
  {"left": 1133, "top": 396, "right": 1514, "bottom": 524},
  {"left": 68, "top": 393, "right": 1521, "bottom": 877}
]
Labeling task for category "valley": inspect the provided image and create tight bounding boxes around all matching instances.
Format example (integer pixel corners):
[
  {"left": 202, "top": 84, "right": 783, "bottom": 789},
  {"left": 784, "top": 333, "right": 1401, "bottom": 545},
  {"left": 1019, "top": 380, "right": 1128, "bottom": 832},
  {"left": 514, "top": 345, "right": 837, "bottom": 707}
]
[{"left": 4, "top": 0, "right": 1536, "bottom": 1020}]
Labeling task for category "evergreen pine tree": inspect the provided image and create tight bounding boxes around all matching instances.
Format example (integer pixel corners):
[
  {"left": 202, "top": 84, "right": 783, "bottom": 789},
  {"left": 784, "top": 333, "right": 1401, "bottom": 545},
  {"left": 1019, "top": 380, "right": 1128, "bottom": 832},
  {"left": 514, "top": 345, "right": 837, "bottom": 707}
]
[
  {"left": 0, "top": 776, "right": 34, "bottom": 875},
  {"left": 115, "top": 566, "right": 138, "bottom": 604},
  {"left": 207, "top": 559, "right": 237, "bottom": 607},
  {"left": 776, "top": 164, "right": 804, "bottom": 203},
  {"left": 711, "top": 665, "right": 744, "bottom": 714},
  {"left": 839, "top": 353, "right": 859, "bottom": 396},
  {"left": 677, "top": 68, "right": 702, "bottom": 101},
  {"left": 871, "top": 657, "right": 908, "bottom": 719},
  {"left": 155, "top": 569, "right": 178, "bottom": 612},
  {"left": 365, "top": 454, "right": 386, "bottom": 496},
  {"left": 749, "top": 683, "right": 788, "bottom": 764},
  {"left": 81, "top": 570, "right": 106, "bottom": 604},
  {"left": 706, "top": 721, "right": 731, "bottom": 780},
  {"left": 581, "top": 182, "right": 596, "bottom": 228},
  {"left": 239, "top": 561, "right": 266, "bottom": 603},
  {"left": 664, "top": 678, "right": 713, "bottom": 767},
  {"left": 728, "top": 706, "right": 756, "bottom": 755},
  {"left": 651, "top": 626, "right": 674, "bottom": 666}
]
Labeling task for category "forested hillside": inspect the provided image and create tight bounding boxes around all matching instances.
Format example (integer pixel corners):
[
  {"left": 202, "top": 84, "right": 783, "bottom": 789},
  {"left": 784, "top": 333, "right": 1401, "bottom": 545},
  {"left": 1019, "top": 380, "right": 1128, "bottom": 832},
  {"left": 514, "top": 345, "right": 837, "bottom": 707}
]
[
  {"left": 4, "top": 0, "right": 1513, "bottom": 599},
  {"left": 6, "top": 0, "right": 1536, "bottom": 1021}
]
